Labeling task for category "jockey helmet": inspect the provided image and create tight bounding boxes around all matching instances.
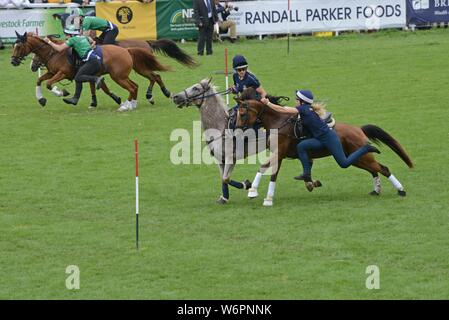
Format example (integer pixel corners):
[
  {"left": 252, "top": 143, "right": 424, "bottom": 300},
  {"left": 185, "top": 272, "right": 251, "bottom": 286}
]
[
  {"left": 295, "top": 90, "right": 314, "bottom": 104},
  {"left": 64, "top": 25, "right": 80, "bottom": 35},
  {"left": 232, "top": 55, "right": 248, "bottom": 70},
  {"left": 73, "top": 8, "right": 85, "bottom": 16}
]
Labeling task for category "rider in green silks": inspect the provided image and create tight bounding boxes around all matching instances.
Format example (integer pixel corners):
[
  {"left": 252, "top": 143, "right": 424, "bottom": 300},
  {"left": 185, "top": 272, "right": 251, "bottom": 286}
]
[{"left": 44, "top": 25, "right": 103, "bottom": 106}]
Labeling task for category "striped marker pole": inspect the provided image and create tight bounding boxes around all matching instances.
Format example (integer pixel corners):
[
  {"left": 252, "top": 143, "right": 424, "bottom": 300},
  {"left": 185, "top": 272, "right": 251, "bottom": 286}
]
[
  {"left": 135, "top": 139, "right": 139, "bottom": 250},
  {"left": 225, "top": 48, "right": 229, "bottom": 107}
]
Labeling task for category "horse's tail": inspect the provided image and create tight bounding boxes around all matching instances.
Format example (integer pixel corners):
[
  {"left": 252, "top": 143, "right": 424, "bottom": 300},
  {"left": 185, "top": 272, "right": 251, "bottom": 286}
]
[
  {"left": 147, "top": 39, "right": 198, "bottom": 68},
  {"left": 361, "top": 124, "right": 414, "bottom": 168},
  {"left": 127, "top": 47, "right": 171, "bottom": 73}
]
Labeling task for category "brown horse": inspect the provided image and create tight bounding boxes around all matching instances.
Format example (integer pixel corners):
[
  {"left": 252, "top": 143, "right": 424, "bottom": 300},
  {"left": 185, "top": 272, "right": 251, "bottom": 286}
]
[
  {"left": 235, "top": 97, "right": 413, "bottom": 206},
  {"left": 11, "top": 32, "right": 170, "bottom": 110},
  {"left": 28, "top": 37, "right": 197, "bottom": 106},
  {"left": 96, "top": 38, "right": 198, "bottom": 103},
  {"left": 29, "top": 53, "right": 121, "bottom": 108}
]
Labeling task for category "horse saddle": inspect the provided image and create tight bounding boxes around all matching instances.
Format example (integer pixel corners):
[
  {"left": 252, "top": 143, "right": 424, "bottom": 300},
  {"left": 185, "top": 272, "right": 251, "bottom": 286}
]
[
  {"left": 293, "top": 111, "right": 336, "bottom": 140},
  {"left": 66, "top": 48, "right": 82, "bottom": 70}
]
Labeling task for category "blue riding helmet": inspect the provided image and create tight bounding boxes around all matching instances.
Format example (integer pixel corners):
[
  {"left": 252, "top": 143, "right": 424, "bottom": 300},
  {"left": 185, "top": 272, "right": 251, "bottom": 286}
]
[
  {"left": 296, "top": 89, "right": 314, "bottom": 104},
  {"left": 232, "top": 55, "right": 248, "bottom": 70}
]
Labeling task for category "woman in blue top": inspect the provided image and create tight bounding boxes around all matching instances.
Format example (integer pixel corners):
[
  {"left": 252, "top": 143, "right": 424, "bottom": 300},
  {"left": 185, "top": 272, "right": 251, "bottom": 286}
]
[
  {"left": 230, "top": 54, "right": 266, "bottom": 98},
  {"left": 293, "top": 90, "right": 380, "bottom": 192},
  {"left": 229, "top": 55, "right": 267, "bottom": 129}
]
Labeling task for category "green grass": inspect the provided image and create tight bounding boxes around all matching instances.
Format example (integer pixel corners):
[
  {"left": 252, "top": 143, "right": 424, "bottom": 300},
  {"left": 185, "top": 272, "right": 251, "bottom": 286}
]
[{"left": 0, "top": 29, "right": 448, "bottom": 299}]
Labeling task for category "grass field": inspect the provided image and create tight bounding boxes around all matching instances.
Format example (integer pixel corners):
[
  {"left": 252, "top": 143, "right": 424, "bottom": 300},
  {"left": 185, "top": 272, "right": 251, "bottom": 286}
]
[{"left": 0, "top": 29, "right": 448, "bottom": 299}]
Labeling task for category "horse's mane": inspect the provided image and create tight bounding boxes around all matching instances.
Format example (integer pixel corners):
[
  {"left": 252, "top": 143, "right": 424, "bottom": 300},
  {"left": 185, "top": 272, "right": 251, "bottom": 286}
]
[
  {"left": 240, "top": 87, "right": 289, "bottom": 106},
  {"left": 208, "top": 82, "right": 227, "bottom": 113},
  {"left": 26, "top": 32, "right": 64, "bottom": 45},
  {"left": 48, "top": 37, "right": 65, "bottom": 44}
]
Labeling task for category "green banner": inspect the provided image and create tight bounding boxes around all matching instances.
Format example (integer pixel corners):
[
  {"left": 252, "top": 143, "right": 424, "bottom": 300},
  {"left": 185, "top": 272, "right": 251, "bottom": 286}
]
[
  {"left": 156, "top": 0, "right": 198, "bottom": 40},
  {"left": 0, "top": 7, "right": 92, "bottom": 43}
]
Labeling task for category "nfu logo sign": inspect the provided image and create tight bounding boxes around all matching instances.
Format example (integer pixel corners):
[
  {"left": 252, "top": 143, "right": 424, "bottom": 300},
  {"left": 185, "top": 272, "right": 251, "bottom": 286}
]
[
  {"left": 170, "top": 8, "right": 194, "bottom": 24},
  {"left": 412, "top": 0, "right": 430, "bottom": 10}
]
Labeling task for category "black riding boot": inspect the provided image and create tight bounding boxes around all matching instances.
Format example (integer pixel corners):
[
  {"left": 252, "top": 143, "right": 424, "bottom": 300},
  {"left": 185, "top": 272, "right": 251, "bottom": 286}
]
[{"left": 63, "top": 81, "right": 82, "bottom": 105}]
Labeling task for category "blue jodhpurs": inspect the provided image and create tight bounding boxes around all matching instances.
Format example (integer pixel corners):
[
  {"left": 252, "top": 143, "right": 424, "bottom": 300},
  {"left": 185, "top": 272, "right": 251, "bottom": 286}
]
[{"left": 296, "top": 129, "right": 370, "bottom": 176}]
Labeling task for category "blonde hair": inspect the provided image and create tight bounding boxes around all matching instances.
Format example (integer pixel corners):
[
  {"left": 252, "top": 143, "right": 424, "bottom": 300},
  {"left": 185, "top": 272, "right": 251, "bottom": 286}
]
[{"left": 311, "top": 102, "right": 327, "bottom": 119}]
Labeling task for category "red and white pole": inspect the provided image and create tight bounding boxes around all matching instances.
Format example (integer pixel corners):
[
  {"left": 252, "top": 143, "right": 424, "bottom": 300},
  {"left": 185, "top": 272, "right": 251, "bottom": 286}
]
[
  {"left": 225, "top": 48, "right": 229, "bottom": 107},
  {"left": 135, "top": 139, "right": 139, "bottom": 249}
]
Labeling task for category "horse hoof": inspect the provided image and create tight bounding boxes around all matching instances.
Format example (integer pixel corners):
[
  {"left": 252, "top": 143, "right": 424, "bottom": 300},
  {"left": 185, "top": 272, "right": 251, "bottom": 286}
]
[
  {"left": 397, "top": 190, "right": 406, "bottom": 197},
  {"left": 243, "top": 179, "right": 252, "bottom": 190},
  {"left": 305, "top": 182, "right": 314, "bottom": 192},
  {"left": 216, "top": 196, "right": 228, "bottom": 204},
  {"left": 369, "top": 191, "right": 380, "bottom": 196},
  {"left": 147, "top": 97, "right": 155, "bottom": 105},
  {"left": 263, "top": 198, "right": 273, "bottom": 207},
  {"left": 62, "top": 89, "right": 70, "bottom": 97},
  {"left": 248, "top": 188, "right": 259, "bottom": 198},
  {"left": 38, "top": 98, "right": 46, "bottom": 107},
  {"left": 313, "top": 180, "right": 322, "bottom": 188}
]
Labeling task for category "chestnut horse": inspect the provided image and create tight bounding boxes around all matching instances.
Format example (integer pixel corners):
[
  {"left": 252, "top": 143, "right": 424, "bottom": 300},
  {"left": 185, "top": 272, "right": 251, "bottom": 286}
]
[
  {"left": 11, "top": 32, "right": 170, "bottom": 110},
  {"left": 235, "top": 96, "right": 413, "bottom": 206},
  {"left": 29, "top": 53, "right": 121, "bottom": 108},
  {"left": 28, "top": 37, "right": 197, "bottom": 107},
  {"left": 94, "top": 38, "right": 198, "bottom": 103}
]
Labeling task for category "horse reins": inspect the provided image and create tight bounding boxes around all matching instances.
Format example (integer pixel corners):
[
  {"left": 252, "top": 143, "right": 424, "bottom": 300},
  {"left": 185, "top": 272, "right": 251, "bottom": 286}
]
[
  {"left": 238, "top": 102, "right": 298, "bottom": 139},
  {"left": 182, "top": 82, "right": 231, "bottom": 108},
  {"left": 12, "top": 37, "right": 57, "bottom": 65}
]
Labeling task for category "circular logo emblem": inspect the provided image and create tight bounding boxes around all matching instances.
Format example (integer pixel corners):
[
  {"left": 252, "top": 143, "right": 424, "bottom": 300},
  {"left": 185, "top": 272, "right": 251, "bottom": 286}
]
[{"left": 116, "top": 6, "right": 133, "bottom": 24}]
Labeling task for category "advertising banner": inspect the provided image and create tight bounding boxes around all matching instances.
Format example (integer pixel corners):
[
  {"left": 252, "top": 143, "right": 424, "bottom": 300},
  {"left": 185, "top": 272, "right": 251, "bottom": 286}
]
[
  {"left": 226, "top": 0, "right": 406, "bottom": 35},
  {"left": 156, "top": 0, "right": 197, "bottom": 40},
  {"left": 0, "top": 8, "right": 67, "bottom": 41},
  {"left": 96, "top": 1, "right": 157, "bottom": 40},
  {"left": 406, "top": 0, "right": 449, "bottom": 24}
]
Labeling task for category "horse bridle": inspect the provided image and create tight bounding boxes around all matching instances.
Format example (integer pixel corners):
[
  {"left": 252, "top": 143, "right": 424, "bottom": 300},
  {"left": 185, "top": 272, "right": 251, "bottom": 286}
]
[
  {"left": 236, "top": 101, "right": 267, "bottom": 130},
  {"left": 12, "top": 37, "right": 56, "bottom": 65},
  {"left": 181, "top": 80, "right": 231, "bottom": 108}
]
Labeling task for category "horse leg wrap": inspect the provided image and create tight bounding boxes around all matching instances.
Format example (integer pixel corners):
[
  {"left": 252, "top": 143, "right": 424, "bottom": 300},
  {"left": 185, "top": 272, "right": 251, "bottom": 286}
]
[
  {"left": 36, "top": 86, "right": 46, "bottom": 107},
  {"left": 36, "top": 86, "right": 43, "bottom": 99},
  {"left": 252, "top": 172, "right": 263, "bottom": 189},
  {"left": 373, "top": 176, "right": 381, "bottom": 194},
  {"left": 51, "top": 86, "right": 64, "bottom": 97},
  {"left": 110, "top": 93, "right": 121, "bottom": 105},
  {"left": 90, "top": 95, "right": 97, "bottom": 108},
  {"left": 264, "top": 181, "right": 276, "bottom": 207},
  {"left": 161, "top": 87, "right": 171, "bottom": 98},
  {"left": 388, "top": 174, "right": 404, "bottom": 191},
  {"left": 222, "top": 182, "right": 229, "bottom": 200},
  {"left": 146, "top": 88, "right": 153, "bottom": 99},
  {"left": 229, "top": 180, "right": 244, "bottom": 189}
]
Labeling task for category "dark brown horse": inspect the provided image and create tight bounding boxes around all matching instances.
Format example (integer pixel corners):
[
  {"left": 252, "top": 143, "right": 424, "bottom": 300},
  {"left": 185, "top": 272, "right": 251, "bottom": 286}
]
[
  {"left": 11, "top": 32, "right": 170, "bottom": 110},
  {"left": 235, "top": 97, "right": 413, "bottom": 206}
]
